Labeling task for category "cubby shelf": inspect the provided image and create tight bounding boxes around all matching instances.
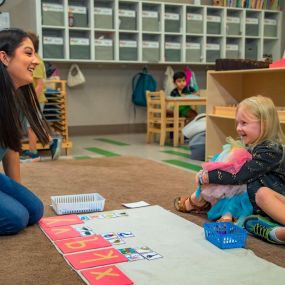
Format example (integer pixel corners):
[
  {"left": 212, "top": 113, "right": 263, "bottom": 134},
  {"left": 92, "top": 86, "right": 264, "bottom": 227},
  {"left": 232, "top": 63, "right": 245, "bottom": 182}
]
[{"left": 35, "top": 0, "right": 282, "bottom": 64}]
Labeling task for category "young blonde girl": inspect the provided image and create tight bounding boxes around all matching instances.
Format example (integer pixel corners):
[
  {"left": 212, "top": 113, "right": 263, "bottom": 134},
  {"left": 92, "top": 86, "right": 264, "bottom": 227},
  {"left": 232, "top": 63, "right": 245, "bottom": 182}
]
[{"left": 175, "top": 95, "right": 285, "bottom": 244}]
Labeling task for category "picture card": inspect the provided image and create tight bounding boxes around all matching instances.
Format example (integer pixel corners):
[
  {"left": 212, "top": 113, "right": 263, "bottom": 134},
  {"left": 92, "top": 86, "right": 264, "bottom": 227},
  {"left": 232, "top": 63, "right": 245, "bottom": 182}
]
[
  {"left": 55, "top": 235, "right": 112, "bottom": 254},
  {"left": 141, "top": 251, "right": 163, "bottom": 261},
  {"left": 43, "top": 225, "right": 81, "bottom": 241},
  {"left": 101, "top": 232, "right": 118, "bottom": 240},
  {"left": 80, "top": 265, "right": 133, "bottom": 285},
  {"left": 108, "top": 237, "right": 126, "bottom": 245},
  {"left": 72, "top": 225, "right": 96, "bottom": 237},
  {"left": 122, "top": 201, "right": 150, "bottom": 208},
  {"left": 65, "top": 248, "right": 128, "bottom": 270},
  {"left": 117, "top": 232, "right": 135, "bottom": 239},
  {"left": 39, "top": 214, "right": 83, "bottom": 228},
  {"left": 135, "top": 246, "right": 152, "bottom": 254}
]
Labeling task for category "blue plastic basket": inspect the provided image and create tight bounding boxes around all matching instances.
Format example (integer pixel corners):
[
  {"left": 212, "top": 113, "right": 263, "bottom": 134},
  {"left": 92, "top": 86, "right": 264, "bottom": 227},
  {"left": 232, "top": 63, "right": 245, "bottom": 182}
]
[{"left": 203, "top": 222, "right": 248, "bottom": 249}]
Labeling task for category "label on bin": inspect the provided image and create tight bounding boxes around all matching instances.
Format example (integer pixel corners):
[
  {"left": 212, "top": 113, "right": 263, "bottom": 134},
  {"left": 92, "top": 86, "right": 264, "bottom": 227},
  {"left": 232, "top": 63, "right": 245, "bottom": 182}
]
[
  {"left": 206, "top": 43, "right": 220, "bottom": 50},
  {"left": 264, "top": 19, "right": 277, "bottom": 25},
  {"left": 94, "top": 7, "right": 112, "bottom": 15},
  {"left": 186, "top": 43, "right": 200, "bottom": 49},
  {"left": 165, "top": 13, "right": 179, "bottom": 21},
  {"left": 143, "top": 41, "right": 159, "bottom": 48},
  {"left": 142, "top": 11, "right": 158, "bottom": 18},
  {"left": 42, "top": 3, "right": 63, "bottom": 12},
  {"left": 119, "top": 40, "right": 137, "bottom": 48},
  {"left": 246, "top": 18, "right": 258, "bottom": 24},
  {"left": 165, "top": 42, "right": 181, "bottom": 49},
  {"left": 207, "top": 15, "right": 221, "bottom": 22},
  {"left": 95, "top": 39, "right": 112, "bottom": 46},
  {"left": 69, "top": 6, "right": 87, "bottom": 14},
  {"left": 187, "top": 13, "right": 202, "bottom": 21},
  {"left": 227, "top": 16, "right": 240, "bottom": 23},
  {"left": 70, "top": 38, "right": 90, "bottom": 46},
  {"left": 119, "top": 9, "right": 135, "bottom": 18},
  {"left": 226, "top": 44, "right": 238, "bottom": 51},
  {"left": 43, "top": 36, "right": 63, "bottom": 45}
]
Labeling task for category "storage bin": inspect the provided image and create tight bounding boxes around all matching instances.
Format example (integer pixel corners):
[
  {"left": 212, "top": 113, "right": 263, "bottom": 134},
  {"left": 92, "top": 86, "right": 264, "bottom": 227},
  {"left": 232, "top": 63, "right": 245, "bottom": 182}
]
[
  {"left": 245, "top": 42, "right": 258, "bottom": 60},
  {"left": 226, "top": 44, "right": 239, "bottom": 59},
  {"left": 246, "top": 18, "right": 259, "bottom": 36},
  {"left": 42, "top": 3, "right": 64, "bottom": 26},
  {"left": 165, "top": 42, "right": 181, "bottom": 62},
  {"left": 142, "top": 11, "right": 159, "bottom": 32},
  {"left": 119, "top": 9, "right": 136, "bottom": 30},
  {"left": 165, "top": 13, "right": 180, "bottom": 33},
  {"left": 70, "top": 37, "right": 90, "bottom": 59},
  {"left": 119, "top": 40, "right": 137, "bottom": 61},
  {"left": 95, "top": 39, "right": 113, "bottom": 60},
  {"left": 204, "top": 222, "right": 247, "bottom": 249},
  {"left": 186, "top": 43, "right": 201, "bottom": 62},
  {"left": 43, "top": 36, "right": 64, "bottom": 59},
  {"left": 142, "top": 41, "right": 160, "bottom": 62},
  {"left": 94, "top": 7, "right": 113, "bottom": 29},
  {"left": 207, "top": 15, "right": 221, "bottom": 34},
  {"left": 51, "top": 193, "right": 105, "bottom": 215},
  {"left": 69, "top": 5, "right": 88, "bottom": 27},
  {"left": 227, "top": 16, "right": 240, "bottom": 35},
  {"left": 186, "top": 13, "right": 203, "bottom": 34},
  {"left": 264, "top": 19, "right": 277, "bottom": 37},
  {"left": 206, "top": 43, "right": 220, "bottom": 62}
]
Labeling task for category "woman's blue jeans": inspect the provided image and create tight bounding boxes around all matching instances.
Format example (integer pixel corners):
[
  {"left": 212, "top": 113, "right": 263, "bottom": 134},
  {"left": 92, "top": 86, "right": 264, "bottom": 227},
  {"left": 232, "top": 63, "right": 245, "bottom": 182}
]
[{"left": 0, "top": 173, "right": 44, "bottom": 235}]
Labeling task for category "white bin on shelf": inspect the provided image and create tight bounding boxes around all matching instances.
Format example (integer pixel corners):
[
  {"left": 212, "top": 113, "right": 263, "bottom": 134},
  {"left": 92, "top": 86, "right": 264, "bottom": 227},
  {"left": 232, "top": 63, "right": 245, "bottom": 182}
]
[
  {"left": 186, "top": 13, "right": 203, "bottom": 34},
  {"left": 226, "top": 44, "right": 239, "bottom": 59},
  {"left": 94, "top": 7, "right": 113, "bottom": 29},
  {"left": 186, "top": 42, "right": 201, "bottom": 62},
  {"left": 264, "top": 19, "right": 277, "bottom": 37},
  {"left": 42, "top": 3, "right": 64, "bottom": 26}
]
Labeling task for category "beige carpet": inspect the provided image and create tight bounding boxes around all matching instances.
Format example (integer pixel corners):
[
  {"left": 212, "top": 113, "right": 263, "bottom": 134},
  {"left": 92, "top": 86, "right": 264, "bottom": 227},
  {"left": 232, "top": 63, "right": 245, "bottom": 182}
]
[{"left": 0, "top": 156, "right": 284, "bottom": 285}]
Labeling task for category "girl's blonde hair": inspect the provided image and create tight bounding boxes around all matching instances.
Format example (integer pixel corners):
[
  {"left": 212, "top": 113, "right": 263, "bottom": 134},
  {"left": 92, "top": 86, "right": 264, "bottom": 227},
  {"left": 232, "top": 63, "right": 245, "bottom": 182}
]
[{"left": 237, "top": 95, "right": 285, "bottom": 146}]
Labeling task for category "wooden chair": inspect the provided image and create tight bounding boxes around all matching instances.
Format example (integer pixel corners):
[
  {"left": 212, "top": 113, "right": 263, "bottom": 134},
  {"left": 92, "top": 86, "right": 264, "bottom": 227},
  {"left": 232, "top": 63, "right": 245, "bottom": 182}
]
[{"left": 146, "top": 90, "right": 186, "bottom": 146}]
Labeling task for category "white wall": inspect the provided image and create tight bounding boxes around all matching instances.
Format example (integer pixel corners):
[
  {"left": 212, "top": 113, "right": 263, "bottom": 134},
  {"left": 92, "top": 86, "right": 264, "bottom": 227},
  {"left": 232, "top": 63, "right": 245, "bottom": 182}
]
[{"left": 57, "top": 63, "right": 207, "bottom": 127}]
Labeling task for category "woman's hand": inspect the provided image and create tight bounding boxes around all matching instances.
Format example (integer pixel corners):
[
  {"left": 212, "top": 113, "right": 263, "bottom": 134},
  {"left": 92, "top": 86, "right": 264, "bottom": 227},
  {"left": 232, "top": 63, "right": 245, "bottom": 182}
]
[{"left": 2, "top": 149, "right": 21, "bottom": 183}]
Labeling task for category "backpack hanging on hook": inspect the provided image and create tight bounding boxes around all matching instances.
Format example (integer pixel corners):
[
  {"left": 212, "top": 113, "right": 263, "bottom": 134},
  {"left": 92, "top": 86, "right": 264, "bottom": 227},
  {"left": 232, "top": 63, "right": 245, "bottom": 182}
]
[{"left": 131, "top": 67, "right": 157, "bottom": 107}]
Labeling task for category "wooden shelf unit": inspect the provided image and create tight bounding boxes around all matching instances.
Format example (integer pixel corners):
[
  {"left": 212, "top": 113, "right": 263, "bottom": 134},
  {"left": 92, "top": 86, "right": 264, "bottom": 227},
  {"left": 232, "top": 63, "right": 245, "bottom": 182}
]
[
  {"left": 22, "top": 80, "right": 72, "bottom": 155},
  {"left": 206, "top": 67, "right": 285, "bottom": 160}
]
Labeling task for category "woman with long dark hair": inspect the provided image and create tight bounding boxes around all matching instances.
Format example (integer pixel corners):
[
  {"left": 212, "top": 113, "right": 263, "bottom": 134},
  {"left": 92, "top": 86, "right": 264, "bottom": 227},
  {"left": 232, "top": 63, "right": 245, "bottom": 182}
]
[{"left": 0, "top": 28, "right": 50, "bottom": 235}]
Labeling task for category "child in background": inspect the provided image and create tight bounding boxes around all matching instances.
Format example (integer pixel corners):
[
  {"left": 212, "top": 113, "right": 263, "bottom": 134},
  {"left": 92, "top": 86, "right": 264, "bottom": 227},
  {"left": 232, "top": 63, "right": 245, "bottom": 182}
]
[
  {"left": 169, "top": 71, "right": 198, "bottom": 122},
  {"left": 174, "top": 95, "right": 285, "bottom": 244},
  {"left": 20, "top": 32, "right": 61, "bottom": 162}
]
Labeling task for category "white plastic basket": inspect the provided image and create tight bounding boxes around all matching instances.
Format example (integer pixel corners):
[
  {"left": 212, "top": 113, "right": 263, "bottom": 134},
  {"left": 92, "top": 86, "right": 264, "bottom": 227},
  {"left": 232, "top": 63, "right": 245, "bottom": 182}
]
[{"left": 51, "top": 193, "right": 105, "bottom": 215}]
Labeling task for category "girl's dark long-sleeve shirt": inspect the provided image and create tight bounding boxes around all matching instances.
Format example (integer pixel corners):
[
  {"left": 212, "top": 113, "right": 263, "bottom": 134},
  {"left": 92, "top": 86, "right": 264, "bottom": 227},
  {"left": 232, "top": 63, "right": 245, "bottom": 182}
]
[{"left": 208, "top": 140, "right": 285, "bottom": 211}]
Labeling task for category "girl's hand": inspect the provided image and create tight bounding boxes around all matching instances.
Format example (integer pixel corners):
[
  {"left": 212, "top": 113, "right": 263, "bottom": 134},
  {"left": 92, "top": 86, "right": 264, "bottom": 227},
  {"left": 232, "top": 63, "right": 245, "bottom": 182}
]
[{"left": 196, "top": 170, "right": 209, "bottom": 185}]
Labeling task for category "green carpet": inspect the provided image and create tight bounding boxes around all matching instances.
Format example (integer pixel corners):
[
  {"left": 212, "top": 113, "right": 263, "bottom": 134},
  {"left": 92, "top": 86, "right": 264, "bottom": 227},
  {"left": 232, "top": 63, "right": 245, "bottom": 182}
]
[
  {"left": 85, "top": 147, "right": 120, "bottom": 157},
  {"left": 163, "top": 159, "right": 202, "bottom": 172},
  {"left": 94, "top": 138, "right": 129, "bottom": 146},
  {"left": 161, "top": 150, "right": 189, "bottom": 158}
]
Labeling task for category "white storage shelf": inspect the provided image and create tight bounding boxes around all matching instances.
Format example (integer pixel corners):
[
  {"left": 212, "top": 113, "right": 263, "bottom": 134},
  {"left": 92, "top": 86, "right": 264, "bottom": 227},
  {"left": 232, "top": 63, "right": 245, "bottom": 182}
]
[{"left": 37, "top": 0, "right": 282, "bottom": 64}]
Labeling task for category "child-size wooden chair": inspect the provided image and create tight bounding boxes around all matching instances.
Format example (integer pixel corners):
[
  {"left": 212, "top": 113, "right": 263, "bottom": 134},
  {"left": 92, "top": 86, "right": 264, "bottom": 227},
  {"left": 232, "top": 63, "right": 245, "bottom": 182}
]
[{"left": 146, "top": 90, "right": 186, "bottom": 146}]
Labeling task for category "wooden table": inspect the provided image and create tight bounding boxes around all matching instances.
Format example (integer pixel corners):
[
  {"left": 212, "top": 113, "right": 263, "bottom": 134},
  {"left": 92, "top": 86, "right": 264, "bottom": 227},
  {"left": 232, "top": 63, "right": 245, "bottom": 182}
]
[{"left": 165, "top": 95, "right": 207, "bottom": 146}]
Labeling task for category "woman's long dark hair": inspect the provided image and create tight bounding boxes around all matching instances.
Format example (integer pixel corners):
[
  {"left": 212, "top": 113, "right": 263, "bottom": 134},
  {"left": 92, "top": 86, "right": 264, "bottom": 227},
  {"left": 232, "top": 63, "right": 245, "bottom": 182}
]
[{"left": 0, "top": 28, "right": 50, "bottom": 152}]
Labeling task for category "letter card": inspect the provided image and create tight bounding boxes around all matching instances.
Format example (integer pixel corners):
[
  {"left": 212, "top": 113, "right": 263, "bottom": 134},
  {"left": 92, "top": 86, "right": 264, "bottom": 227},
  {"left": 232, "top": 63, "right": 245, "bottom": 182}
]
[{"left": 81, "top": 265, "right": 133, "bottom": 285}]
